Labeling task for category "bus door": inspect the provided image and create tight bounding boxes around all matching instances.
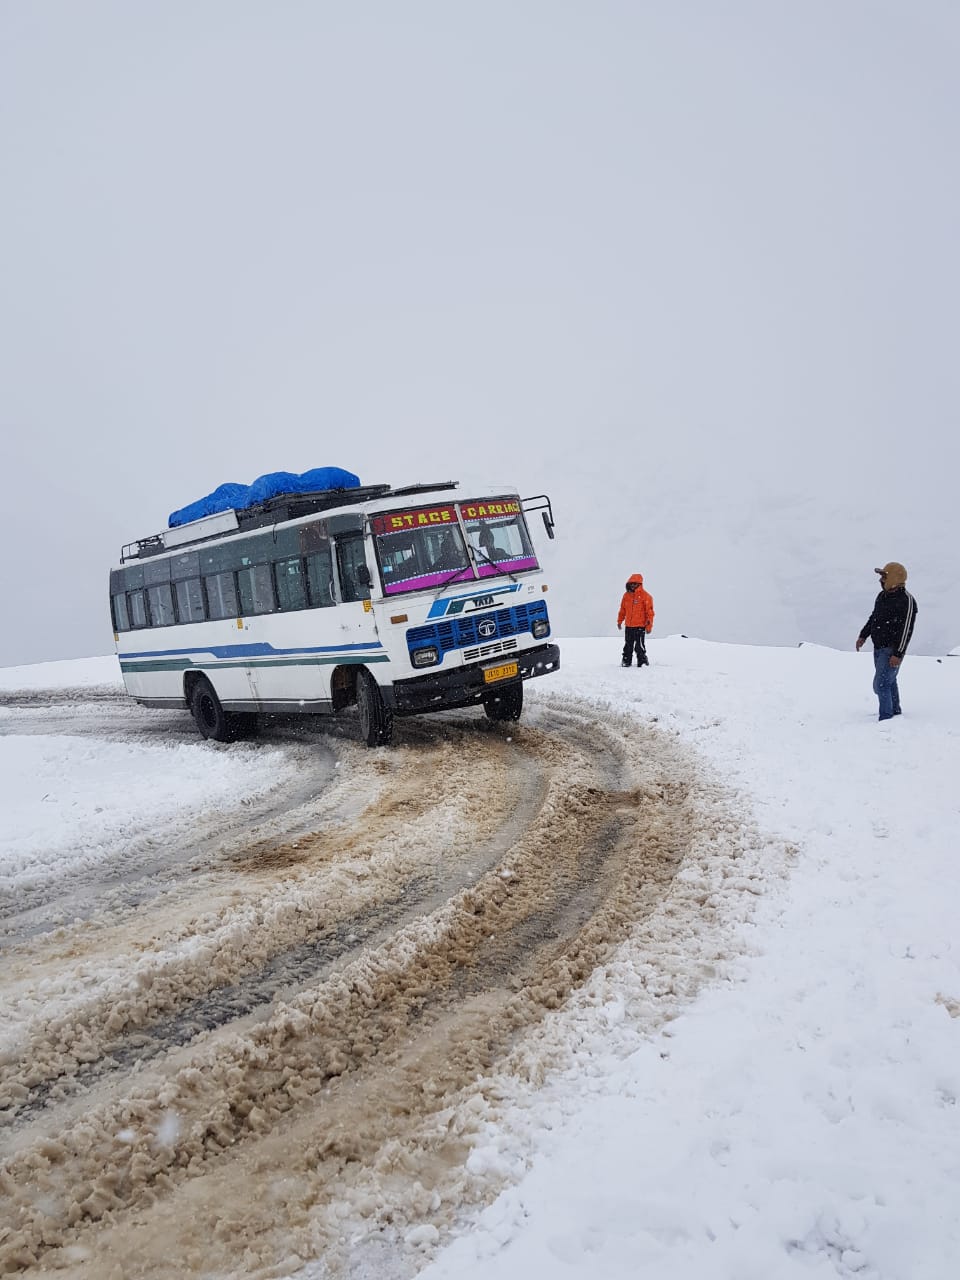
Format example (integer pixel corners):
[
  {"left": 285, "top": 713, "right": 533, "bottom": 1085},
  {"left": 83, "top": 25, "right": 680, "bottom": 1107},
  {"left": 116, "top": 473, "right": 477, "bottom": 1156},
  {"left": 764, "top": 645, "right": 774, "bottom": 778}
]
[{"left": 334, "top": 533, "right": 380, "bottom": 658}]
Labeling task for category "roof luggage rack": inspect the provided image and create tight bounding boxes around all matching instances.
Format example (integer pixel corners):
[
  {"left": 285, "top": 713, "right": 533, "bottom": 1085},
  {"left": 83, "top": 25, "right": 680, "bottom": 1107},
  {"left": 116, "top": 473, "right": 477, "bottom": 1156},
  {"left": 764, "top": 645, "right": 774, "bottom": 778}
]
[
  {"left": 234, "top": 483, "right": 393, "bottom": 530},
  {"left": 120, "top": 534, "right": 165, "bottom": 562},
  {"left": 120, "top": 481, "right": 461, "bottom": 561},
  {"left": 385, "top": 481, "right": 458, "bottom": 498},
  {"left": 231, "top": 481, "right": 458, "bottom": 532}
]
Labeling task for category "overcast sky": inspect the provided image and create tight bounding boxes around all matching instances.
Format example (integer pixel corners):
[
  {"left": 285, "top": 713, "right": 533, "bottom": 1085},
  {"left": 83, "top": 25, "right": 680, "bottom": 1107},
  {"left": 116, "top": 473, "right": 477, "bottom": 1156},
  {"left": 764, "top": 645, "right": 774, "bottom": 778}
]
[{"left": 2, "top": 1, "right": 957, "bottom": 667}]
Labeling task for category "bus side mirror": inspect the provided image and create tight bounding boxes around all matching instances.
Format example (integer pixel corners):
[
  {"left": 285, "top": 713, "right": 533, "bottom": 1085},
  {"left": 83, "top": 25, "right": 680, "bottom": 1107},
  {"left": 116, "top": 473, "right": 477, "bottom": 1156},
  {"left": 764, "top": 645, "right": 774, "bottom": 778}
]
[
  {"left": 356, "top": 563, "right": 371, "bottom": 586},
  {"left": 522, "top": 494, "right": 556, "bottom": 540}
]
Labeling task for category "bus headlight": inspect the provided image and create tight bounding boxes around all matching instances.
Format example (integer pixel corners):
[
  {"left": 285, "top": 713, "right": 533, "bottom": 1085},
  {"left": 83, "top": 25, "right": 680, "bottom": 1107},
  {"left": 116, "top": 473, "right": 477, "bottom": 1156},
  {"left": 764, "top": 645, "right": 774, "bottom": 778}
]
[
  {"left": 532, "top": 619, "right": 550, "bottom": 639},
  {"left": 412, "top": 646, "right": 439, "bottom": 667}
]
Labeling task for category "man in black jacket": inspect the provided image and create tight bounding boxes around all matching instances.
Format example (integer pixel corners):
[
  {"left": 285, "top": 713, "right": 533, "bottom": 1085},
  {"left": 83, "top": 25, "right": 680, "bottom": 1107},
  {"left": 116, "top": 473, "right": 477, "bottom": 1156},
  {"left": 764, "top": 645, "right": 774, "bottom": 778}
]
[{"left": 856, "top": 562, "right": 918, "bottom": 721}]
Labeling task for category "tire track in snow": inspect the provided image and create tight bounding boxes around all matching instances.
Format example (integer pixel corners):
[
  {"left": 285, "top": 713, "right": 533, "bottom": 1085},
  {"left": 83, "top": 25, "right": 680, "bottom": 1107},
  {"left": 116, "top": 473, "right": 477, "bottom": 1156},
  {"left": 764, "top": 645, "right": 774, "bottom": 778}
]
[
  {"left": 2, "top": 729, "right": 546, "bottom": 1124},
  {"left": 0, "top": 736, "right": 337, "bottom": 944},
  {"left": 0, "top": 694, "right": 762, "bottom": 1278}
]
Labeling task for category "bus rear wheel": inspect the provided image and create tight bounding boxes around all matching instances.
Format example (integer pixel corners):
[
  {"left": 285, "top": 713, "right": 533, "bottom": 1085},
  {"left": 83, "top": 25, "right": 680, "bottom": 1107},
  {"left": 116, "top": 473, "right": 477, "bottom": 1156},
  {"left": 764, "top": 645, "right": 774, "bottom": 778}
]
[
  {"left": 356, "top": 668, "right": 393, "bottom": 747},
  {"left": 189, "top": 677, "right": 241, "bottom": 743},
  {"left": 483, "top": 681, "right": 523, "bottom": 722}
]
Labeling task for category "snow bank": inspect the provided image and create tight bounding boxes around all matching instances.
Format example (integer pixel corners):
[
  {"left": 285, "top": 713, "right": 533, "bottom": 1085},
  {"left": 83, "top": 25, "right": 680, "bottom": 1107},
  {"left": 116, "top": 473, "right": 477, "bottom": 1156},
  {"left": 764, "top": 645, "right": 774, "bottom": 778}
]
[{"left": 0, "top": 654, "right": 122, "bottom": 691}]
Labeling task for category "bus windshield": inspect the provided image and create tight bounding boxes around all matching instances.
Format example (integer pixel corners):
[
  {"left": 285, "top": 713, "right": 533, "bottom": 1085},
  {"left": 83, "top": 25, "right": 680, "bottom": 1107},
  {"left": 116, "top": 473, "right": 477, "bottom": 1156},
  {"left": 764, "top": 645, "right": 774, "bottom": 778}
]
[
  {"left": 460, "top": 498, "right": 538, "bottom": 579},
  {"left": 371, "top": 496, "right": 540, "bottom": 596},
  {"left": 371, "top": 502, "right": 472, "bottom": 596}
]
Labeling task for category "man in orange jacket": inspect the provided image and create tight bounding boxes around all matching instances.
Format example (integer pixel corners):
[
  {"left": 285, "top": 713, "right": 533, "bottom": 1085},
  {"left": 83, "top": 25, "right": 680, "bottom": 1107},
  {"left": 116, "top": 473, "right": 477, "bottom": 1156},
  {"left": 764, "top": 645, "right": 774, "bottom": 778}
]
[{"left": 617, "top": 573, "right": 655, "bottom": 667}]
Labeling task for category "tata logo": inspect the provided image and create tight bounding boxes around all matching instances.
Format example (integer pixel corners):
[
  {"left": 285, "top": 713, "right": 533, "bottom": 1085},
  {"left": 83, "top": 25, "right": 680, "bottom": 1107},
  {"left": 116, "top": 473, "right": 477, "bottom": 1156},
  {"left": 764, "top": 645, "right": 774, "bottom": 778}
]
[
  {"left": 478, "top": 618, "right": 497, "bottom": 639},
  {"left": 425, "top": 583, "right": 519, "bottom": 620}
]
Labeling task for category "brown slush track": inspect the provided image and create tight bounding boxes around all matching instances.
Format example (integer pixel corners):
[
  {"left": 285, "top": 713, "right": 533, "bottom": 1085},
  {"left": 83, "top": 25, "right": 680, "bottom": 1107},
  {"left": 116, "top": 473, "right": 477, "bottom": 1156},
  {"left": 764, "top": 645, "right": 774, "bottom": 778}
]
[{"left": 0, "top": 695, "right": 756, "bottom": 1278}]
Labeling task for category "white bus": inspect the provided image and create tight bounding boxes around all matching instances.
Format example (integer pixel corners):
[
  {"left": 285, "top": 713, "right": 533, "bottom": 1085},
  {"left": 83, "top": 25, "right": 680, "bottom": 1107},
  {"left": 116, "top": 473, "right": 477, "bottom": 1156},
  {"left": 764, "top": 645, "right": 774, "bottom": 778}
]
[{"left": 109, "top": 481, "right": 560, "bottom": 746}]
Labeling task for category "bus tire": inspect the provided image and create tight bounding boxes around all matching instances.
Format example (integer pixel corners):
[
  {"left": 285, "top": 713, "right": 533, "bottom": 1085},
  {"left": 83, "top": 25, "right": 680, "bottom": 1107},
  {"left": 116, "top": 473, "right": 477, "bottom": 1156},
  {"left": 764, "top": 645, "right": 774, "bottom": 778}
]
[
  {"left": 483, "top": 682, "right": 523, "bottom": 722},
  {"left": 189, "top": 676, "right": 240, "bottom": 743},
  {"left": 356, "top": 668, "right": 393, "bottom": 747}
]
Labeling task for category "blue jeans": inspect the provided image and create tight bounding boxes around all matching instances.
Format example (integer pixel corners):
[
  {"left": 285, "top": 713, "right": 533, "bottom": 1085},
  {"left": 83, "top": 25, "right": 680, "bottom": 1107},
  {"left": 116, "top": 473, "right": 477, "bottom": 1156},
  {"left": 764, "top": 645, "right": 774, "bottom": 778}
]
[{"left": 873, "top": 646, "right": 901, "bottom": 720}]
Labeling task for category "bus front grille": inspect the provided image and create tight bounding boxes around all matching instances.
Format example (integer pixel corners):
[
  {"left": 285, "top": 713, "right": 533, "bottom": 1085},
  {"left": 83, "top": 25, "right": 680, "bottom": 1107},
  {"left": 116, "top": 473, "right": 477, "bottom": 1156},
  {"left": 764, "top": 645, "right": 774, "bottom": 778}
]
[
  {"left": 407, "top": 601, "right": 548, "bottom": 662},
  {"left": 461, "top": 638, "right": 519, "bottom": 663}
]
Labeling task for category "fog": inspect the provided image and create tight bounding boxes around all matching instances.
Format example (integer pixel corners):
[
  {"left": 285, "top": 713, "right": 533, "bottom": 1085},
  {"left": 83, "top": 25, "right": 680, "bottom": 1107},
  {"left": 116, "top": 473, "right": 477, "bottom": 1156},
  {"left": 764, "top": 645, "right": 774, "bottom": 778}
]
[{"left": 2, "top": 1, "right": 957, "bottom": 667}]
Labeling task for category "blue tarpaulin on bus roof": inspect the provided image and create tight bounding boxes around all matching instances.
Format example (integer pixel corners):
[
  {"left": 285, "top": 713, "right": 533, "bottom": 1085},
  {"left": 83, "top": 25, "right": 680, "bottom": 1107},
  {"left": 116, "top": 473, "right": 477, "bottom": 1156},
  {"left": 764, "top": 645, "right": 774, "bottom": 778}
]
[{"left": 167, "top": 467, "right": 362, "bottom": 528}]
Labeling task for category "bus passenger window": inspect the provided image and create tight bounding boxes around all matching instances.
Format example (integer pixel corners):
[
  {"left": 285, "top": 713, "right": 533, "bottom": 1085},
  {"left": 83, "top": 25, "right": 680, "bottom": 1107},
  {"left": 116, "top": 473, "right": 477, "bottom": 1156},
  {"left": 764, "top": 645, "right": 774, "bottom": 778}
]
[
  {"left": 146, "top": 583, "right": 176, "bottom": 628},
  {"left": 274, "top": 557, "right": 308, "bottom": 612},
  {"left": 237, "top": 563, "right": 276, "bottom": 615},
  {"left": 205, "top": 572, "right": 238, "bottom": 620},
  {"left": 128, "top": 590, "right": 148, "bottom": 629},
  {"left": 305, "top": 549, "right": 335, "bottom": 607},
  {"left": 175, "top": 578, "right": 206, "bottom": 623},
  {"left": 112, "top": 593, "right": 130, "bottom": 632}
]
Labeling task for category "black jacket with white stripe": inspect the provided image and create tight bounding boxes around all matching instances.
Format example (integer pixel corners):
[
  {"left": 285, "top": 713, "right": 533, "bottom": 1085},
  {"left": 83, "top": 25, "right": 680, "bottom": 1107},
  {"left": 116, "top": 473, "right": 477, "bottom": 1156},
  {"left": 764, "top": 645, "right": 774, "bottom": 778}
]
[{"left": 859, "top": 585, "right": 918, "bottom": 659}]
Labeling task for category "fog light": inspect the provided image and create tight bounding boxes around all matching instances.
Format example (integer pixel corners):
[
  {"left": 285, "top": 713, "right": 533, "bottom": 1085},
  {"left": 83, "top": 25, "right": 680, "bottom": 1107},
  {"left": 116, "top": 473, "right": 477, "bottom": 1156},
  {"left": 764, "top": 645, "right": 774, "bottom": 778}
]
[
  {"left": 532, "top": 619, "right": 550, "bottom": 639},
  {"left": 413, "top": 646, "right": 439, "bottom": 667}
]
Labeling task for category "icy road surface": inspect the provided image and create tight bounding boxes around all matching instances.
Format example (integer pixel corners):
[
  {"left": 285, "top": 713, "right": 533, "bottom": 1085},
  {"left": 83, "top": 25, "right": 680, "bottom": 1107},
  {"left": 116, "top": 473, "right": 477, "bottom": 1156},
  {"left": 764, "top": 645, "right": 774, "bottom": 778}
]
[{"left": 0, "top": 686, "right": 764, "bottom": 1278}]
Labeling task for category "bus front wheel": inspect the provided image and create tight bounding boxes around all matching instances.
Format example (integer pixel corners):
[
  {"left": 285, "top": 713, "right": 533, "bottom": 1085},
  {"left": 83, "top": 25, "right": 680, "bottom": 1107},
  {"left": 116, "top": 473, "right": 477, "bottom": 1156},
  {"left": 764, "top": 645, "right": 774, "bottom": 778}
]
[
  {"left": 189, "top": 676, "right": 241, "bottom": 743},
  {"left": 483, "top": 682, "right": 523, "bottom": 722},
  {"left": 356, "top": 668, "right": 393, "bottom": 747}
]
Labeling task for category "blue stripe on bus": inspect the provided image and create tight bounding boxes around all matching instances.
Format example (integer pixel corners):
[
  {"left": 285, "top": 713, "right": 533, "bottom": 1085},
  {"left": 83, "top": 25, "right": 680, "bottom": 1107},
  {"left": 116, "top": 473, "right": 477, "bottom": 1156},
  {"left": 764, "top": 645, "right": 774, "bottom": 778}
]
[
  {"left": 118, "top": 641, "right": 385, "bottom": 660},
  {"left": 119, "top": 653, "right": 390, "bottom": 673}
]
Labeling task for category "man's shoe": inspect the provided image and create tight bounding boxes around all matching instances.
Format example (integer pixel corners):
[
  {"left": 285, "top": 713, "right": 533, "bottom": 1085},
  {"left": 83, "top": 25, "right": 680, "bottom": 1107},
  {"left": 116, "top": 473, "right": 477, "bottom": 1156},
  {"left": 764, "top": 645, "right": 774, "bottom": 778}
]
[{"left": 621, "top": 661, "right": 631, "bottom": 667}]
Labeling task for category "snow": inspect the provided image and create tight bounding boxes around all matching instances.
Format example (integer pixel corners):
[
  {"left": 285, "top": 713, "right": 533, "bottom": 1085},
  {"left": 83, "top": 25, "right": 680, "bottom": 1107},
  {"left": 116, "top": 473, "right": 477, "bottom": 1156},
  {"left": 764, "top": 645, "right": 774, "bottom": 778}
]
[
  {"left": 418, "top": 638, "right": 960, "bottom": 1280},
  {"left": 0, "top": 654, "right": 122, "bottom": 691},
  {"left": 3, "top": 637, "right": 960, "bottom": 1279},
  {"left": 0, "top": 734, "right": 292, "bottom": 892}
]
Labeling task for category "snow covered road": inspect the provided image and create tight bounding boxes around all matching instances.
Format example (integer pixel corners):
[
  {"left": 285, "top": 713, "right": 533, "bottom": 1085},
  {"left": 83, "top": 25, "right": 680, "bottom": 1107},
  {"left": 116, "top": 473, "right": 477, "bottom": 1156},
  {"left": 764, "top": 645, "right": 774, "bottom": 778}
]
[
  {"left": 0, "top": 681, "right": 762, "bottom": 1277},
  {"left": 7, "top": 642, "right": 956, "bottom": 1279}
]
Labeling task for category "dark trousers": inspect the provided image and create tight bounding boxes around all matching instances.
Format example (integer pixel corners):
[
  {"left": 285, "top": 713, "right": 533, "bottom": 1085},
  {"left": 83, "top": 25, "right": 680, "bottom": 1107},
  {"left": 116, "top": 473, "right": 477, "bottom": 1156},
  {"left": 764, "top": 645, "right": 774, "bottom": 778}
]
[{"left": 622, "top": 627, "right": 648, "bottom": 666}]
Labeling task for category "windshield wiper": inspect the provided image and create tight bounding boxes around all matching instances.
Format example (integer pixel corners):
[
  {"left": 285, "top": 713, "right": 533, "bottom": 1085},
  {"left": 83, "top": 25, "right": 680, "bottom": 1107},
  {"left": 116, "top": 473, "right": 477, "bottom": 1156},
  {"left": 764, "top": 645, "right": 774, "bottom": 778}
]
[
  {"left": 432, "top": 564, "right": 475, "bottom": 596},
  {"left": 472, "top": 549, "right": 518, "bottom": 582},
  {"left": 431, "top": 549, "right": 518, "bottom": 598}
]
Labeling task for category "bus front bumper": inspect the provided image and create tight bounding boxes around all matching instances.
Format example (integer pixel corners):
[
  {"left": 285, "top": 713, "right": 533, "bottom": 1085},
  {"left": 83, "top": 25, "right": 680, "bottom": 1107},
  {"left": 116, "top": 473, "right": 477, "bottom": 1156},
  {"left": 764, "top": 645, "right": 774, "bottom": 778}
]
[{"left": 388, "top": 643, "right": 560, "bottom": 714}]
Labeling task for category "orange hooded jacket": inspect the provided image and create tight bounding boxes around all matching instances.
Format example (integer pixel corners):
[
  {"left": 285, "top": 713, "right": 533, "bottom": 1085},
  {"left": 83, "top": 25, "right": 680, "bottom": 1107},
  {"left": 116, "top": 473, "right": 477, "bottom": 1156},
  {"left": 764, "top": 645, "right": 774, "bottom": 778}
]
[{"left": 617, "top": 573, "right": 654, "bottom": 631}]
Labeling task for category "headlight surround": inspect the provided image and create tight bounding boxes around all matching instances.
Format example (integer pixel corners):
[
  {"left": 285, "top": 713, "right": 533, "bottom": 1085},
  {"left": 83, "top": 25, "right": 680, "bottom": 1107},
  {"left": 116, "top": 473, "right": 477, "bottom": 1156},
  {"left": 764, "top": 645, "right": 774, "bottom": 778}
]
[
  {"left": 531, "top": 619, "right": 550, "bottom": 639},
  {"left": 412, "top": 645, "right": 439, "bottom": 668}
]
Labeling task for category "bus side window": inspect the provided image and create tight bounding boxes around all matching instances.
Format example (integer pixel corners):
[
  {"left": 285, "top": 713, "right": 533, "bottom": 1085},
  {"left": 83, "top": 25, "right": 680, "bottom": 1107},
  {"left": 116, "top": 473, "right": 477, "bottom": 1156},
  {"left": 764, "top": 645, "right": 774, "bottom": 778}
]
[
  {"left": 128, "top": 590, "right": 148, "bottom": 629},
  {"left": 274, "top": 557, "right": 308, "bottom": 612},
  {"left": 109, "top": 570, "right": 125, "bottom": 627},
  {"left": 112, "top": 593, "right": 130, "bottom": 632},
  {"left": 237, "top": 562, "right": 276, "bottom": 616},
  {"left": 336, "top": 536, "right": 371, "bottom": 603},
  {"left": 305, "top": 549, "right": 335, "bottom": 607},
  {"left": 174, "top": 577, "right": 206, "bottom": 623},
  {"left": 204, "top": 571, "right": 238, "bottom": 620},
  {"left": 146, "top": 583, "right": 176, "bottom": 627}
]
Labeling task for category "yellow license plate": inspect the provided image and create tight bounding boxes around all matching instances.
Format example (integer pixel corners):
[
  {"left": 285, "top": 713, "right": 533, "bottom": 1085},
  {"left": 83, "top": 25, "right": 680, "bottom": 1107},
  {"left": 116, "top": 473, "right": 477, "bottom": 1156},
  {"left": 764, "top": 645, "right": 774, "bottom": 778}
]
[{"left": 483, "top": 661, "right": 519, "bottom": 684}]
